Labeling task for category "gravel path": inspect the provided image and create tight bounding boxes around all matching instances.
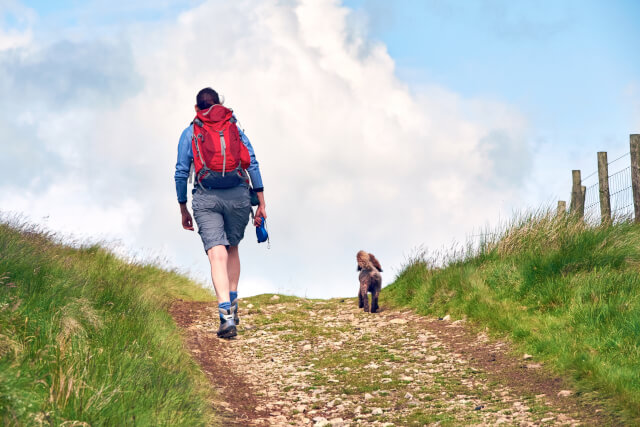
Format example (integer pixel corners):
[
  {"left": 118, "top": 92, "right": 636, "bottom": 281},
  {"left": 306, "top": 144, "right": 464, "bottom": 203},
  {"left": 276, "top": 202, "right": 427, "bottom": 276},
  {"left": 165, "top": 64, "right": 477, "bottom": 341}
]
[{"left": 171, "top": 296, "right": 614, "bottom": 426}]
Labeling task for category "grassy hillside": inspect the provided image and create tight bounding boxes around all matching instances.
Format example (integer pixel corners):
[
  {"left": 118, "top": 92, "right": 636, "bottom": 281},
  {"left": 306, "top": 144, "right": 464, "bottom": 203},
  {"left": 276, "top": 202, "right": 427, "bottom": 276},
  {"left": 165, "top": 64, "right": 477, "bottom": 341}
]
[
  {"left": 0, "top": 221, "right": 215, "bottom": 426},
  {"left": 383, "top": 212, "right": 640, "bottom": 421}
]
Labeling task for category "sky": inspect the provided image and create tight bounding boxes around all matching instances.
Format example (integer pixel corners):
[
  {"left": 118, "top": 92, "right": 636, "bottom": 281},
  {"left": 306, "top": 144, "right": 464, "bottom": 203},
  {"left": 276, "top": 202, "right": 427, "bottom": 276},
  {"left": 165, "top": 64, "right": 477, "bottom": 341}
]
[{"left": 1, "top": 0, "right": 639, "bottom": 298}]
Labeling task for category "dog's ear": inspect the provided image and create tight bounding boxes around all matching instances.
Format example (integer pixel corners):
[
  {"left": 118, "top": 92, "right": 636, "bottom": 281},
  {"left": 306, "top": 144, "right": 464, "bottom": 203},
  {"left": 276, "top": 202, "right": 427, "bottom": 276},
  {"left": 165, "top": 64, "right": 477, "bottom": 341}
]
[
  {"left": 369, "top": 253, "right": 383, "bottom": 272},
  {"left": 356, "top": 250, "right": 367, "bottom": 271}
]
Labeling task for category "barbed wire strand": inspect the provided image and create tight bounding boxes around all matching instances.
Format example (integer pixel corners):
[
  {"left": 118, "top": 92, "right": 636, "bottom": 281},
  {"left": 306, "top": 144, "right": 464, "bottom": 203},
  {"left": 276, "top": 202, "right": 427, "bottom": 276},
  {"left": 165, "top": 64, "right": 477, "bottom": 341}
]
[
  {"left": 580, "top": 151, "right": 630, "bottom": 185},
  {"left": 609, "top": 151, "right": 630, "bottom": 166}
]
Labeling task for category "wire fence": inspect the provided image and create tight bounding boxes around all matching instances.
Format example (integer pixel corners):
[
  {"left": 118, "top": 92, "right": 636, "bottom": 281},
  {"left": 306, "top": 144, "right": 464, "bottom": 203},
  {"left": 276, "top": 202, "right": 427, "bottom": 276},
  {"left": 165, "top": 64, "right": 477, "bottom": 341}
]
[
  {"left": 469, "top": 136, "right": 639, "bottom": 249},
  {"left": 583, "top": 152, "right": 633, "bottom": 222}
]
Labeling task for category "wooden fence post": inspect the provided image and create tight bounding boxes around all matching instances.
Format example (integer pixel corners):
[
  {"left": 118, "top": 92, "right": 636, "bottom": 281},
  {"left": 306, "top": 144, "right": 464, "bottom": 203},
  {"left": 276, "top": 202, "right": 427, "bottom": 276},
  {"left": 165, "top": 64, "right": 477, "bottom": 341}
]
[
  {"left": 631, "top": 135, "right": 640, "bottom": 222},
  {"left": 570, "top": 170, "right": 582, "bottom": 215},
  {"left": 597, "top": 152, "right": 611, "bottom": 223},
  {"left": 557, "top": 200, "right": 566, "bottom": 216},
  {"left": 580, "top": 185, "right": 586, "bottom": 218}
]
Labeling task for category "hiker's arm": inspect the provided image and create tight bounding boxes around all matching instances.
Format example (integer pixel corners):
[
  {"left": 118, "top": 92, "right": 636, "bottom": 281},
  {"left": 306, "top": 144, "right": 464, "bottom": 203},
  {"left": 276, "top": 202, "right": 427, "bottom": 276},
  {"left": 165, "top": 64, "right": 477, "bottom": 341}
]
[
  {"left": 236, "top": 123, "right": 266, "bottom": 225},
  {"left": 237, "top": 126, "right": 263, "bottom": 192},
  {"left": 175, "top": 126, "right": 193, "bottom": 203},
  {"left": 175, "top": 126, "right": 194, "bottom": 230}
]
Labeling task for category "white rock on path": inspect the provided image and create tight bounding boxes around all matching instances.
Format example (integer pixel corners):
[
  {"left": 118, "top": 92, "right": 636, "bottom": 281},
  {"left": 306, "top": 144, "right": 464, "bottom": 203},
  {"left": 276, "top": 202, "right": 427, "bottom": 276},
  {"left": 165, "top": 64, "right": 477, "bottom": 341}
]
[{"left": 271, "top": 414, "right": 288, "bottom": 423}]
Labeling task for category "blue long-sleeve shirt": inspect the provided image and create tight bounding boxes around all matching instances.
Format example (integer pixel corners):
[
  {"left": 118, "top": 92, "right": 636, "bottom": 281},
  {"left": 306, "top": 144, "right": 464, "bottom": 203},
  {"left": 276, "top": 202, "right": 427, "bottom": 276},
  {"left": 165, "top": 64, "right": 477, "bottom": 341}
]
[{"left": 174, "top": 121, "right": 264, "bottom": 204}]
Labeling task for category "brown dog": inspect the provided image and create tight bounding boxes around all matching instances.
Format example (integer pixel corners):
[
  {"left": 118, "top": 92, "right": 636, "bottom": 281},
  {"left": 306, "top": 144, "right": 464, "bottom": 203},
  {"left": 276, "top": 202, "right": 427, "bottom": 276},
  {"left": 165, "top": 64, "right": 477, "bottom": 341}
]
[{"left": 357, "top": 250, "right": 382, "bottom": 313}]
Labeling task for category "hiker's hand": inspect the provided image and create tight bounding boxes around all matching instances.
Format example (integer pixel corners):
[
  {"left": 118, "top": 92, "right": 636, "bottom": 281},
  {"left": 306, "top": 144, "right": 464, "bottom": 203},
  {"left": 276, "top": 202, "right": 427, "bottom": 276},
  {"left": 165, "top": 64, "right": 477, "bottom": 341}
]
[
  {"left": 182, "top": 212, "right": 194, "bottom": 230},
  {"left": 253, "top": 192, "right": 266, "bottom": 226},
  {"left": 254, "top": 205, "right": 267, "bottom": 226},
  {"left": 180, "top": 204, "right": 194, "bottom": 231}
]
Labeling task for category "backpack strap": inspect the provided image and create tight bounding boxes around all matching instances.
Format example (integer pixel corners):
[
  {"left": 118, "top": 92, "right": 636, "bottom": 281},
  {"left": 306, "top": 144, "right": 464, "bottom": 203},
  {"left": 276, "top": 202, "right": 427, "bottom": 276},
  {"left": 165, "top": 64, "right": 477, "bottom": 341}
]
[
  {"left": 228, "top": 120, "right": 244, "bottom": 171},
  {"left": 188, "top": 163, "right": 194, "bottom": 184},
  {"left": 192, "top": 128, "right": 212, "bottom": 191},
  {"left": 218, "top": 129, "right": 227, "bottom": 176}
]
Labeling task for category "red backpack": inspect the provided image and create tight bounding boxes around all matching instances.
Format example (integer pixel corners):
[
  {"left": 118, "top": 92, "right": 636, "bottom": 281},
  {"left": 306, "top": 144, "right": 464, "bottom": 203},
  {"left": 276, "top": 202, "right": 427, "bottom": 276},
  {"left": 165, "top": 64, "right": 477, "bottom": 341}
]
[{"left": 191, "top": 105, "right": 251, "bottom": 189}]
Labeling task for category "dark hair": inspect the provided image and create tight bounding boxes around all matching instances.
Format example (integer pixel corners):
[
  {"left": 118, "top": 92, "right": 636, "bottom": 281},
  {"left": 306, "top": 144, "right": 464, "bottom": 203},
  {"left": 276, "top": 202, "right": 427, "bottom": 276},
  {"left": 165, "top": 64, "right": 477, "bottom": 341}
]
[{"left": 196, "top": 87, "right": 220, "bottom": 110}]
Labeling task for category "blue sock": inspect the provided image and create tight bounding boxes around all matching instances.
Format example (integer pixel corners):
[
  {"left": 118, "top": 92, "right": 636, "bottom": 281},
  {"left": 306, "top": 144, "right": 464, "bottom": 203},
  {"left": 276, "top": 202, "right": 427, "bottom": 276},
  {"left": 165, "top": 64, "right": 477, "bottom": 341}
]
[
  {"left": 218, "top": 301, "right": 231, "bottom": 320},
  {"left": 230, "top": 291, "right": 238, "bottom": 303}
]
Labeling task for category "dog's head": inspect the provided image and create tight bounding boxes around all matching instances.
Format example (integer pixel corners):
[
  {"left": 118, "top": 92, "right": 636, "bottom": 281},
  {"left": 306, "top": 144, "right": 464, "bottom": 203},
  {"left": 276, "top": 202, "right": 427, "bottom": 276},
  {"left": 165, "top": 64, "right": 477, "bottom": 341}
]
[
  {"left": 356, "top": 250, "right": 369, "bottom": 271},
  {"left": 357, "top": 250, "right": 383, "bottom": 272}
]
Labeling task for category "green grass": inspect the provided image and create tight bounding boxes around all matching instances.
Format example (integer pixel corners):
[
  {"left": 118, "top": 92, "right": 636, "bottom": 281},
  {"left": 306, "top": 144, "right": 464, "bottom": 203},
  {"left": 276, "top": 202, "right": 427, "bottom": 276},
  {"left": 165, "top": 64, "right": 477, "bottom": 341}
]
[
  {"left": 0, "top": 221, "right": 215, "bottom": 426},
  {"left": 382, "top": 210, "right": 640, "bottom": 421}
]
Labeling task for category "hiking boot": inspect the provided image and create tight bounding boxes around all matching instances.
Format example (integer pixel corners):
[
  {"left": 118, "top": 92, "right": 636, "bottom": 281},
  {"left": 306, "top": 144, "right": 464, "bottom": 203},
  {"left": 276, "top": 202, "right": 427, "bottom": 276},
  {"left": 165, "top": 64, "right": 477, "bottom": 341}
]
[
  {"left": 230, "top": 298, "right": 240, "bottom": 325},
  {"left": 217, "top": 307, "right": 237, "bottom": 339}
]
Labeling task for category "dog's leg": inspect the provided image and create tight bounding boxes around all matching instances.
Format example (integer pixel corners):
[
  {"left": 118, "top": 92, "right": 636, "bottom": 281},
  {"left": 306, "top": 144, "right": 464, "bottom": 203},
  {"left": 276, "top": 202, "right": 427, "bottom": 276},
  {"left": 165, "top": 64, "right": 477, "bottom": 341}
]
[
  {"left": 369, "top": 274, "right": 381, "bottom": 313},
  {"left": 358, "top": 290, "right": 364, "bottom": 308},
  {"left": 360, "top": 288, "right": 369, "bottom": 313},
  {"left": 359, "top": 276, "right": 370, "bottom": 312},
  {"left": 371, "top": 288, "right": 380, "bottom": 313}
]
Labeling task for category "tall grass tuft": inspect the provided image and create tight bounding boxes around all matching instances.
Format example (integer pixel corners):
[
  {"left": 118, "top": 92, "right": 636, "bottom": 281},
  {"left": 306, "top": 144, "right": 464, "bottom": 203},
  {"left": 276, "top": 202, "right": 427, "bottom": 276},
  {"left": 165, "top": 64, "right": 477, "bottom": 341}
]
[
  {"left": 0, "top": 220, "right": 215, "bottom": 426},
  {"left": 383, "top": 209, "right": 640, "bottom": 421}
]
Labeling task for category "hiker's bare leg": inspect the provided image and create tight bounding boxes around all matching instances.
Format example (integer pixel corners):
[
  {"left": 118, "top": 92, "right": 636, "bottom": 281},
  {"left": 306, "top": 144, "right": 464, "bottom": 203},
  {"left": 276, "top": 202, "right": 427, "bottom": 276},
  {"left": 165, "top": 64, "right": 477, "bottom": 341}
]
[
  {"left": 207, "top": 245, "right": 230, "bottom": 303},
  {"left": 227, "top": 245, "right": 240, "bottom": 293}
]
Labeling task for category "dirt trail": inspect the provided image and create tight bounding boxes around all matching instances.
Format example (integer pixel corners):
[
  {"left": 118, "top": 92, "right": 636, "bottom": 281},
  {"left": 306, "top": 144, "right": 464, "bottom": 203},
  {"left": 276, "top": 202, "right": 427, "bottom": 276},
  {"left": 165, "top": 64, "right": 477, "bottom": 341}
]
[{"left": 171, "top": 296, "right": 618, "bottom": 426}]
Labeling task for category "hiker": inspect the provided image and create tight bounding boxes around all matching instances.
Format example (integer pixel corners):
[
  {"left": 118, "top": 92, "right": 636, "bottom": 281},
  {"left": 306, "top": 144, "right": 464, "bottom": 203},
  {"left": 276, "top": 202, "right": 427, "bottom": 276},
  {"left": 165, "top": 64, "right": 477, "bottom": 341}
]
[{"left": 174, "top": 87, "right": 266, "bottom": 339}]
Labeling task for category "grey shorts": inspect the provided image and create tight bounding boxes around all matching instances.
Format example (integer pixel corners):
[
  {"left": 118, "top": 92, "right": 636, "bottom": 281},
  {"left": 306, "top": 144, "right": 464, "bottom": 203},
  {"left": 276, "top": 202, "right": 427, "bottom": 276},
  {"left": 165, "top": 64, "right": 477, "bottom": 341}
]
[{"left": 192, "top": 186, "right": 252, "bottom": 253}]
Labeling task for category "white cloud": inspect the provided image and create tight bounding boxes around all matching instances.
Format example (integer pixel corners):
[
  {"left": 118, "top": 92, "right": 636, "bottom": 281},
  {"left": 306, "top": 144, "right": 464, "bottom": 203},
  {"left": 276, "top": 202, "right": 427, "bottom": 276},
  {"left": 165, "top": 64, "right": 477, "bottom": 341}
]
[
  {"left": 0, "top": 26, "right": 29, "bottom": 50},
  {"left": 0, "top": 178, "right": 143, "bottom": 243},
  {"left": 0, "top": 0, "right": 531, "bottom": 298},
  {"left": 0, "top": 1, "right": 33, "bottom": 51}
]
